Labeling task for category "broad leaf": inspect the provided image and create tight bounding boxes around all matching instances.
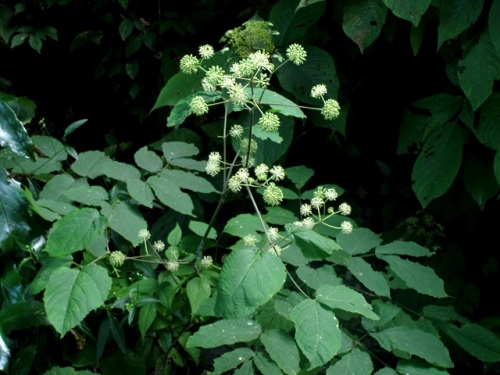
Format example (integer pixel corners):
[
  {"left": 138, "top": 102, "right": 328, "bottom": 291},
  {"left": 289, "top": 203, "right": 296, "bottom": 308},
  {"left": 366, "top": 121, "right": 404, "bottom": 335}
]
[
  {"left": 71, "top": 150, "right": 113, "bottom": 178},
  {"left": 343, "top": 0, "right": 387, "bottom": 52},
  {"left": 189, "top": 220, "right": 217, "bottom": 240},
  {"left": 463, "top": 152, "right": 499, "bottom": 210},
  {"left": 396, "top": 359, "right": 449, "bottom": 375},
  {"left": 345, "top": 257, "right": 391, "bottom": 297},
  {"left": 381, "top": 0, "right": 432, "bottom": 26},
  {"left": 260, "top": 329, "right": 300, "bottom": 375},
  {"left": 32, "top": 135, "right": 67, "bottom": 161},
  {"left": 0, "top": 99, "right": 35, "bottom": 160},
  {"left": 0, "top": 300, "right": 48, "bottom": 334},
  {"left": 30, "top": 256, "right": 73, "bottom": 295},
  {"left": 147, "top": 174, "right": 194, "bottom": 216},
  {"left": 138, "top": 303, "right": 157, "bottom": 339},
  {"left": 375, "top": 240, "right": 432, "bottom": 257},
  {"left": 288, "top": 225, "right": 341, "bottom": 260},
  {"left": 223, "top": 214, "right": 263, "bottom": 238},
  {"left": 100, "top": 160, "right": 141, "bottom": 182},
  {"left": 45, "top": 208, "right": 107, "bottom": 256},
  {"left": 63, "top": 182, "right": 108, "bottom": 207},
  {"left": 162, "top": 141, "right": 199, "bottom": 162},
  {"left": 296, "top": 264, "right": 342, "bottom": 290},
  {"left": 412, "top": 122, "right": 462, "bottom": 208},
  {"left": 326, "top": 348, "right": 373, "bottom": 374},
  {"left": 378, "top": 255, "right": 448, "bottom": 298},
  {"left": 250, "top": 88, "right": 306, "bottom": 118},
  {"left": 370, "top": 325, "right": 453, "bottom": 368},
  {"left": 215, "top": 248, "right": 286, "bottom": 318},
  {"left": 286, "top": 165, "right": 314, "bottom": 190},
  {"left": 291, "top": 299, "right": 341, "bottom": 369},
  {"left": 437, "top": 0, "right": 484, "bottom": 49},
  {"left": 186, "top": 318, "right": 261, "bottom": 348},
  {"left": 337, "top": 227, "right": 382, "bottom": 255},
  {"left": 167, "top": 91, "right": 221, "bottom": 127},
  {"left": 316, "top": 285, "right": 379, "bottom": 320},
  {"left": 44, "top": 264, "right": 111, "bottom": 336},
  {"left": 126, "top": 179, "right": 154, "bottom": 208},
  {"left": 107, "top": 201, "right": 147, "bottom": 246},
  {"left": 160, "top": 169, "right": 218, "bottom": 193},
  {"left": 212, "top": 348, "right": 255, "bottom": 375},
  {"left": 253, "top": 351, "right": 282, "bottom": 375},
  {"left": 476, "top": 93, "right": 500, "bottom": 150},
  {"left": 39, "top": 174, "right": 76, "bottom": 201},
  {"left": 134, "top": 146, "right": 163, "bottom": 173},
  {"left": 186, "top": 276, "right": 211, "bottom": 317},
  {"left": 489, "top": 0, "right": 500, "bottom": 57}
]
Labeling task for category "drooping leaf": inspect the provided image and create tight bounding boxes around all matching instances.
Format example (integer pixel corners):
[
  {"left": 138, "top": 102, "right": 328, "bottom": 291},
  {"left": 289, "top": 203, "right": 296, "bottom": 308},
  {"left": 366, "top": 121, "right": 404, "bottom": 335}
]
[
  {"left": 412, "top": 122, "right": 462, "bottom": 208},
  {"left": 0, "top": 99, "right": 35, "bottom": 160},
  {"left": 186, "top": 276, "right": 211, "bottom": 317},
  {"left": 326, "top": 348, "right": 373, "bottom": 375},
  {"left": 212, "top": 348, "right": 255, "bottom": 375},
  {"left": 316, "top": 285, "right": 379, "bottom": 320},
  {"left": 375, "top": 240, "right": 432, "bottom": 257},
  {"left": 345, "top": 257, "right": 391, "bottom": 297},
  {"left": 337, "top": 228, "right": 382, "bottom": 255},
  {"left": 381, "top": 0, "right": 432, "bottom": 26},
  {"left": 107, "top": 201, "right": 147, "bottom": 246},
  {"left": 44, "top": 264, "right": 112, "bottom": 336},
  {"left": 342, "top": 0, "right": 387, "bottom": 52},
  {"left": 133, "top": 146, "right": 163, "bottom": 173},
  {"left": 378, "top": 255, "right": 448, "bottom": 298},
  {"left": 260, "top": 329, "right": 300, "bottom": 375},
  {"left": 288, "top": 224, "right": 341, "bottom": 260},
  {"left": 0, "top": 300, "right": 48, "bottom": 334},
  {"left": 437, "top": 0, "right": 484, "bottom": 49},
  {"left": 147, "top": 174, "right": 194, "bottom": 216},
  {"left": 138, "top": 303, "right": 157, "bottom": 339},
  {"left": 463, "top": 152, "right": 499, "bottom": 210},
  {"left": 45, "top": 208, "right": 107, "bottom": 256},
  {"left": 215, "top": 248, "right": 286, "bottom": 318},
  {"left": 126, "top": 179, "right": 154, "bottom": 208},
  {"left": 186, "top": 318, "right": 261, "bottom": 348},
  {"left": 370, "top": 325, "right": 453, "bottom": 368},
  {"left": 291, "top": 299, "right": 341, "bottom": 369},
  {"left": 476, "top": 93, "right": 500, "bottom": 150}
]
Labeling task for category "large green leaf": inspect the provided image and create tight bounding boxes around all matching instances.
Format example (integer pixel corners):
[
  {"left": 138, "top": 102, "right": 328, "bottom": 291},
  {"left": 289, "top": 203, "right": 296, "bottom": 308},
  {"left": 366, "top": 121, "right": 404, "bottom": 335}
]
[
  {"left": 0, "top": 93, "right": 36, "bottom": 125},
  {"left": 377, "top": 255, "right": 448, "bottom": 298},
  {"left": 0, "top": 168, "right": 30, "bottom": 251},
  {"left": 71, "top": 151, "right": 113, "bottom": 179},
  {"left": 463, "top": 152, "right": 499, "bottom": 210},
  {"left": 381, "top": 0, "right": 432, "bottom": 26},
  {"left": 107, "top": 201, "right": 147, "bottom": 246},
  {"left": 250, "top": 88, "right": 306, "bottom": 118},
  {"left": 489, "top": 0, "right": 500, "bottom": 57},
  {"left": 147, "top": 174, "right": 194, "bottom": 216},
  {"left": 370, "top": 325, "right": 453, "bottom": 368},
  {"left": 396, "top": 359, "right": 449, "bottom": 375},
  {"left": 286, "top": 165, "right": 314, "bottom": 190},
  {"left": 63, "top": 181, "right": 108, "bottom": 207},
  {"left": 476, "top": 93, "right": 500, "bottom": 150},
  {"left": 326, "top": 348, "right": 373, "bottom": 375},
  {"left": 29, "top": 256, "right": 73, "bottom": 295},
  {"left": 316, "top": 285, "right": 379, "bottom": 320},
  {"left": 45, "top": 208, "right": 107, "bottom": 256},
  {"left": 412, "top": 122, "right": 462, "bottom": 208},
  {"left": 33, "top": 135, "right": 67, "bottom": 161},
  {"left": 44, "top": 264, "right": 111, "bottom": 336},
  {"left": 345, "top": 257, "right": 391, "bottom": 297},
  {"left": 0, "top": 300, "right": 48, "bottom": 334},
  {"left": 342, "top": 0, "right": 387, "bottom": 52},
  {"left": 211, "top": 348, "right": 255, "bottom": 375},
  {"left": 441, "top": 323, "right": 500, "bottom": 362},
  {"left": 288, "top": 225, "right": 341, "bottom": 260},
  {"left": 253, "top": 352, "right": 282, "bottom": 375},
  {"left": 160, "top": 169, "right": 218, "bottom": 193},
  {"left": 162, "top": 141, "right": 199, "bottom": 163},
  {"left": 133, "top": 146, "right": 163, "bottom": 173},
  {"left": 186, "top": 318, "right": 262, "bottom": 348},
  {"left": 260, "top": 329, "right": 300, "bottom": 375},
  {"left": 0, "top": 99, "right": 35, "bottom": 160},
  {"left": 458, "top": 32, "right": 500, "bottom": 110},
  {"left": 215, "top": 248, "right": 286, "bottom": 318},
  {"left": 39, "top": 174, "right": 76, "bottom": 201},
  {"left": 375, "top": 240, "right": 432, "bottom": 257},
  {"left": 151, "top": 72, "right": 202, "bottom": 110},
  {"left": 437, "top": 0, "right": 484, "bottom": 49},
  {"left": 186, "top": 276, "right": 211, "bottom": 317},
  {"left": 44, "top": 367, "right": 97, "bottom": 375},
  {"left": 296, "top": 264, "right": 342, "bottom": 290},
  {"left": 223, "top": 213, "right": 263, "bottom": 238},
  {"left": 99, "top": 160, "right": 141, "bottom": 182},
  {"left": 126, "top": 179, "right": 154, "bottom": 208},
  {"left": 337, "top": 227, "right": 382, "bottom": 255},
  {"left": 291, "top": 299, "right": 341, "bottom": 369}
]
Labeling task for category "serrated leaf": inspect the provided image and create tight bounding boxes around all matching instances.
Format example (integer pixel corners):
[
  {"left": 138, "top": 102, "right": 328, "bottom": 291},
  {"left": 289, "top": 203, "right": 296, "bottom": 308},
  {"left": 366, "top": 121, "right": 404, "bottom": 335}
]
[
  {"left": 107, "top": 201, "right": 147, "bottom": 246},
  {"left": 250, "top": 88, "right": 305, "bottom": 118},
  {"left": 186, "top": 318, "right": 261, "bottom": 348},
  {"left": 215, "top": 248, "right": 286, "bottom": 318},
  {"left": 0, "top": 300, "right": 48, "bottom": 335},
  {"left": 63, "top": 183, "right": 108, "bottom": 206},
  {"left": 261, "top": 329, "right": 300, "bottom": 375},
  {"left": 189, "top": 220, "right": 217, "bottom": 240},
  {"left": 378, "top": 255, "right": 448, "bottom": 297},
  {"left": 162, "top": 141, "right": 199, "bottom": 162},
  {"left": 134, "top": 146, "right": 163, "bottom": 172},
  {"left": 44, "top": 264, "right": 111, "bottom": 336},
  {"left": 223, "top": 214, "right": 263, "bottom": 238},
  {"left": 375, "top": 240, "right": 432, "bottom": 257},
  {"left": 370, "top": 325, "right": 453, "bottom": 368},
  {"left": 0, "top": 100, "right": 35, "bottom": 160},
  {"left": 71, "top": 150, "right": 113, "bottom": 178},
  {"left": 212, "top": 348, "right": 255, "bottom": 375},
  {"left": 126, "top": 179, "right": 154, "bottom": 208},
  {"left": 412, "top": 122, "right": 462, "bottom": 208},
  {"left": 476, "top": 93, "right": 500, "bottom": 150},
  {"left": 291, "top": 299, "right": 341, "bottom": 369},
  {"left": 463, "top": 152, "right": 499, "bottom": 210},
  {"left": 381, "top": 0, "right": 431, "bottom": 26},
  {"left": 441, "top": 323, "right": 500, "bottom": 362},
  {"left": 296, "top": 264, "right": 342, "bottom": 290},
  {"left": 326, "top": 348, "right": 373, "bottom": 375},
  {"left": 316, "top": 285, "right": 379, "bottom": 320},
  {"left": 345, "top": 257, "right": 391, "bottom": 297},
  {"left": 30, "top": 256, "right": 73, "bottom": 295},
  {"left": 33, "top": 135, "right": 67, "bottom": 161},
  {"left": 286, "top": 165, "right": 314, "bottom": 190},
  {"left": 138, "top": 303, "right": 157, "bottom": 339},
  {"left": 253, "top": 351, "right": 282, "bottom": 375},
  {"left": 147, "top": 174, "right": 194, "bottom": 216},
  {"left": 160, "top": 169, "right": 218, "bottom": 193},
  {"left": 100, "top": 160, "right": 141, "bottom": 182},
  {"left": 45, "top": 208, "right": 107, "bottom": 256},
  {"left": 337, "top": 227, "right": 382, "bottom": 255},
  {"left": 342, "top": 0, "right": 387, "bottom": 52},
  {"left": 288, "top": 225, "right": 341, "bottom": 260},
  {"left": 437, "top": 0, "right": 484, "bottom": 49},
  {"left": 186, "top": 276, "right": 211, "bottom": 317}
]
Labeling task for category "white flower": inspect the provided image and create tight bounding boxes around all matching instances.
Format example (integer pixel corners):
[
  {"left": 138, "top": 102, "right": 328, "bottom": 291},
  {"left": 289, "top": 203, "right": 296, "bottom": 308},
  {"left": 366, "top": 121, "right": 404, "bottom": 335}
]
[
  {"left": 269, "top": 165, "right": 285, "bottom": 181},
  {"left": 138, "top": 229, "right": 151, "bottom": 241},
  {"left": 340, "top": 221, "right": 353, "bottom": 234},
  {"left": 153, "top": 240, "right": 165, "bottom": 252},
  {"left": 198, "top": 44, "right": 214, "bottom": 59},
  {"left": 243, "top": 234, "right": 258, "bottom": 246},
  {"left": 321, "top": 99, "right": 341, "bottom": 120},
  {"left": 325, "top": 188, "right": 338, "bottom": 201},
  {"left": 166, "top": 260, "right": 180, "bottom": 272},
  {"left": 302, "top": 217, "right": 315, "bottom": 229},
  {"left": 339, "top": 202, "right": 352, "bottom": 216},
  {"left": 201, "top": 255, "right": 213, "bottom": 269},
  {"left": 311, "top": 84, "right": 327, "bottom": 98},
  {"left": 300, "top": 203, "right": 312, "bottom": 216},
  {"left": 286, "top": 44, "right": 307, "bottom": 65},
  {"left": 229, "top": 124, "right": 244, "bottom": 138}
]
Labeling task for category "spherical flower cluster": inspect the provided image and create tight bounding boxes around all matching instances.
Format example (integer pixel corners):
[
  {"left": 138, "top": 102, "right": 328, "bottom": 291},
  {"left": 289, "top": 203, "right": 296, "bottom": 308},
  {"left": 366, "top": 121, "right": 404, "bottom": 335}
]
[
  {"left": 205, "top": 151, "right": 222, "bottom": 176},
  {"left": 254, "top": 164, "right": 269, "bottom": 181},
  {"left": 204, "top": 65, "right": 226, "bottom": 87},
  {"left": 243, "top": 234, "right": 258, "bottom": 247},
  {"left": 340, "top": 221, "right": 353, "bottom": 234},
  {"left": 258, "top": 112, "right": 280, "bottom": 133},
  {"left": 239, "top": 138, "right": 258, "bottom": 154},
  {"left": 248, "top": 50, "right": 274, "bottom": 72},
  {"left": 286, "top": 44, "right": 307, "bottom": 65},
  {"left": 138, "top": 229, "right": 151, "bottom": 241},
  {"left": 325, "top": 188, "right": 338, "bottom": 201},
  {"left": 229, "top": 124, "right": 244, "bottom": 138},
  {"left": 263, "top": 182, "right": 284, "bottom": 206},
  {"left": 300, "top": 203, "right": 312, "bottom": 217},
  {"left": 269, "top": 245, "right": 283, "bottom": 256},
  {"left": 190, "top": 96, "right": 209, "bottom": 116},
  {"left": 109, "top": 251, "right": 126, "bottom": 267},
  {"left": 311, "top": 84, "right": 327, "bottom": 99},
  {"left": 321, "top": 99, "right": 341, "bottom": 120},
  {"left": 153, "top": 240, "right": 165, "bottom": 252},
  {"left": 228, "top": 168, "right": 249, "bottom": 193},
  {"left": 166, "top": 260, "right": 180, "bottom": 272},
  {"left": 227, "top": 82, "right": 248, "bottom": 106},
  {"left": 339, "top": 202, "right": 352, "bottom": 216},
  {"left": 201, "top": 255, "right": 213, "bottom": 269},
  {"left": 311, "top": 196, "right": 324, "bottom": 210},
  {"left": 301, "top": 217, "right": 316, "bottom": 229},
  {"left": 198, "top": 44, "right": 214, "bottom": 59},
  {"left": 179, "top": 54, "right": 199, "bottom": 74},
  {"left": 269, "top": 165, "right": 285, "bottom": 181},
  {"left": 267, "top": 227, "right": 280, "bottom": 241}
]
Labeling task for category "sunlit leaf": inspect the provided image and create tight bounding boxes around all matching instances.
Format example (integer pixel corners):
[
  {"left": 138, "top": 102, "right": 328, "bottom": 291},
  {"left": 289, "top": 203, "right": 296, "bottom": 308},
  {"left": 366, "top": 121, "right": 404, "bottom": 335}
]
[
  {"left": 316, "top": 285, "right": 379, "bottom": 320},
  {"left": 186, "top": 318, "right": 261, "bottom": 348},
  {"left": 326, "top": 348, "right": 373, "bottom": 374},
  {"left": 0, "top": 100, "right": 35, "bottom": 160}
]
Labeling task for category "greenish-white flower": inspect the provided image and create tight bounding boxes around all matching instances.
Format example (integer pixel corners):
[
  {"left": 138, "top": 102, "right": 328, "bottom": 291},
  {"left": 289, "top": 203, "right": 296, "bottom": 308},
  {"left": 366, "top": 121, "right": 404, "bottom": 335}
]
[
  {"left": 179, "top": 54, "right": 199, "bottom": 74},
  {"left": 268, "top": 227, "right": 280, "bottom": 241},
  {"left": 259, "top": 112, "right": 280, "bottom": 132},
  {"left": 321, "top": 99, "right": 341, "bottom": 120},
  {"left": 109, "top": 251, "right": 126, "bottom": 267},
  {"left": 205, "top": 151, "right": 222, "bottom": 176},
  {"left": 254, "top": 164, "right": 269, "bottom": 181},
  {"left": 263, "top": 183, "right": 283, "bottom": 206},
  {"left": 228, "top": 82, "right": 248, "bottom": 106},
  {"left": 153, "top": 240, "right": 165, "bottom": 252},
  {"left": 311, "top": 84, "right": 327, "bottom": 99},
  {"left": 286, "top": 43, "right": 307, "bottom": 65},
  {"left": 302, "top": 217, "right": 315, "bottom": 229},
  {"left": 300, "top": 203, "right": 312, "bottom": 217},
  {"left": 325, "top": 188, "right": 338, "bottom": 201},
  {"left": 339, "top": 202, "right": 352, "bottom": 216},
  {"left": 311, "top": 196, "right": 324, "bottom": 210},
  {"left": 248, "top": 50, "right": 274, "bottom": 72},
  {"left": 229, "top": 124, "right": 244, "bottom": 138},
  {"left": 190, "top": 96, "right": 209, "bottom": 115},
  {"left": 340, "top": 221, "right": 353, "bottom": 234},
  {"left": 138, "top": 229, "right": 151, "bottom": 241},
  {"left": 243, "top": 234, "right": 258, "bottom": 247},
  {"left": 198, "top": 44, "right": 214, "bottom": 59},
  {"left": 228, "top": 174, "right": 243, "bottom": 192},
  {"left": 269, "top": 165, "right": 285, "bottom": 181},
  {"left": 240, "top": 138, "right": 258, "bottom": 154},
  {"left": 201, "top": 255, "right": 213, "bottom": 269},
  {"left": 166, "top": 260, "right": 180, "bottom": 272}
]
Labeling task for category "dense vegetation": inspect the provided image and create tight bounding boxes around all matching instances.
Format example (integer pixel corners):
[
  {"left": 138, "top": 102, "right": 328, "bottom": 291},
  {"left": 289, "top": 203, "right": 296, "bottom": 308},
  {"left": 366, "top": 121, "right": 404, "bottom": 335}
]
[{"left": 1, "top": 0, "right": 500, "bottom": 374}]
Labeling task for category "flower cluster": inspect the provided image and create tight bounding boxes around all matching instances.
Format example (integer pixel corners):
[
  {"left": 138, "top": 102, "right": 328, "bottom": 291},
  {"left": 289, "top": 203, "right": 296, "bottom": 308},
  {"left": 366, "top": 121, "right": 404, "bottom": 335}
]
[
  {"left": 258, "top": 112, "right": 280, "bottom": 133},
  {"left": 310, "top": 84, "right": 341, "bottom": 121},
  {"left": 109, "top": 251, "right": 126, "bottom": 268},
  {"left": 205, "top": 151, "right": 222, "bottom": 176}
]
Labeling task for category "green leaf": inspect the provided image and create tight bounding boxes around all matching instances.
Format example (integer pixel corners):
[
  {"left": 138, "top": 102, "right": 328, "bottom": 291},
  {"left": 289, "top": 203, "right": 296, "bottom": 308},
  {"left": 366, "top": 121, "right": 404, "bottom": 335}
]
[
  {"left": 288, "top": 225, "right": 341, "bottom": 260},
  {"left": 342, "top": 0, "right": 387, "bottom": 52},
  {"left": 186, "top": 318, "right": 262, "bottom": 348},
  {"left": 253, "top": 351, "right": 282, "bottom": 375},
  {"left": 30, "top": 256, "right": 73, "bottom": 295},
  {"left": 276, "top": 46, "right": 339, "bottom": 106},
  {"left": 381, "top": 0, "right": 431, "bottom": 26},
  {"left": 43, "top": 366, "right": 97, "bottom": 375},
  {"left": 410, "top": 21, "right": 425, "bottom": 56},
  {"left": 489, "top": 0, "right": 500, "bottom": 57},
  {"left": 345, "top": 257, "right": 391, "bottom": 297},
  {"left": 45, "top": 208, "right": 107, "bottom": 256},
  {"left": 167, "top": 91, "right": 221, "bottom": 127},
  {"left": 412, "top": 122, "right": 462, "bottom": 208},
  {"left": 260, "top": 329, "right": 300, "bottom": 375},
  {"left": 138, "top": 303, "right": 157, "bottom": 339},
  {"left": 44, "top": 264, "right": 111, "bottom": 336},
  {"left": 119, "top": 18, "right": 134, "bottom": 41},
  {"left": 476, "top": 93, "right": 500, "bottom": 150},
  {"left": 160, "top": 169, "right": 218, "bottom": 193},
  {"left": 441, "top": 323, "right": 500, "bottom": 362},
  {"left": 296, "top": 264, "right": 342, "bottom": 290},
  {"left": 0, "top": 93, "right": 36, "bottom": 125},
  {"left": 396, "top": 359, "right": 449, "bottom": 375},
  {"left": 147, "top": 174, "right": 194, "bottom": 216},
  {"left": 0, "top": 169, "right": 30, "bottom": 250},
  {"left": 375, "top": 240, "right": 432, "bottom": 257},
  {"left": 458, "top": 32, "right": 500, "bottom": 110},
  {"left": 370, "top": 325, "right": 453, "bottom": 368},
  {"left": 100, "top": 160, "right": 141, "bottom": 182},
  {"left": 186, "top": 276, "right": 211, "bottom": 317},
  {"left": 463, "top": 152, "right": 499, "bottom": 210},
  {"left": 107, "top": 201, "right": 147, "bottom": 246},
  {"left": 63, "top": 118, "right": 88, "bottom": 140},
  {"left": 126, "top": 179, "right": 154, "bottom": 208},
  {"left": 29, "top": 34, "right": 42, "bottom": 53},
  {"left": 0, "top": 300, "right": 48, "bottom": 335},
  {"left": 215, "top": 248, "right": 286, "bottom": 318},
  {"left": 316, "top": 285, "right": 379, "bottom": 320},
  {"left": 495, "top": 151, "right": 500, "bottom": 184},
  {"left": 223, "top": 214, "right": 263, "bottom": 238},
  {"left": 71, "top": 150, "right": 113, "bottom": 178},
  {"left": 0, "top": 100, "right": 35, "bottom": 160},
  {"left": 337, "top": 228, "right": 382, "bottom": 255},
  {"left": 33, "top": 135, "right": 67, "bottom": 161},
  {"left": 125, "top": 60, "right": 139, "bottom": 80},
  {"left": 270, "top": 0, "right": 326, "bottom": 46},
  {"left": 250, "top": 88, "right": 306, "bottom": 118},
  {"left": 11, "top": 33, "right": 28, "bottom": 48},
  {"left": 377, "top": 255, "right": 448, "bottom": 298},
  {"left": 189, "top": 220, "right": 217, "bottom": 240},
  {"left": 134, "top": 146, "right": 163, "bottom": 173},
  {"left": 63, "top": 182, "right": 108, "bottom": 207},
  {"left": 286, "top": 165, "right": 314, "bottom": 190},
  {"left": 151, "top": 72, "right": 202, "bottom": 110},
  {"left": 326, "top": 348, "right": 373, "bottom": 374},
  {"left": 39, "top": 174, "right": 76, "bottom": 201},
  {"left": 212, "top": 348, "right": 255, "bottom": 375},
  {"left": 291, "top": 299, "right": 341, "bottom": 369},
  {"left": 437, "top": 0, "right": 484, "bottom": 49},
  {"left": 162, "top": 141, "right": 199, "bottom": 162}
]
